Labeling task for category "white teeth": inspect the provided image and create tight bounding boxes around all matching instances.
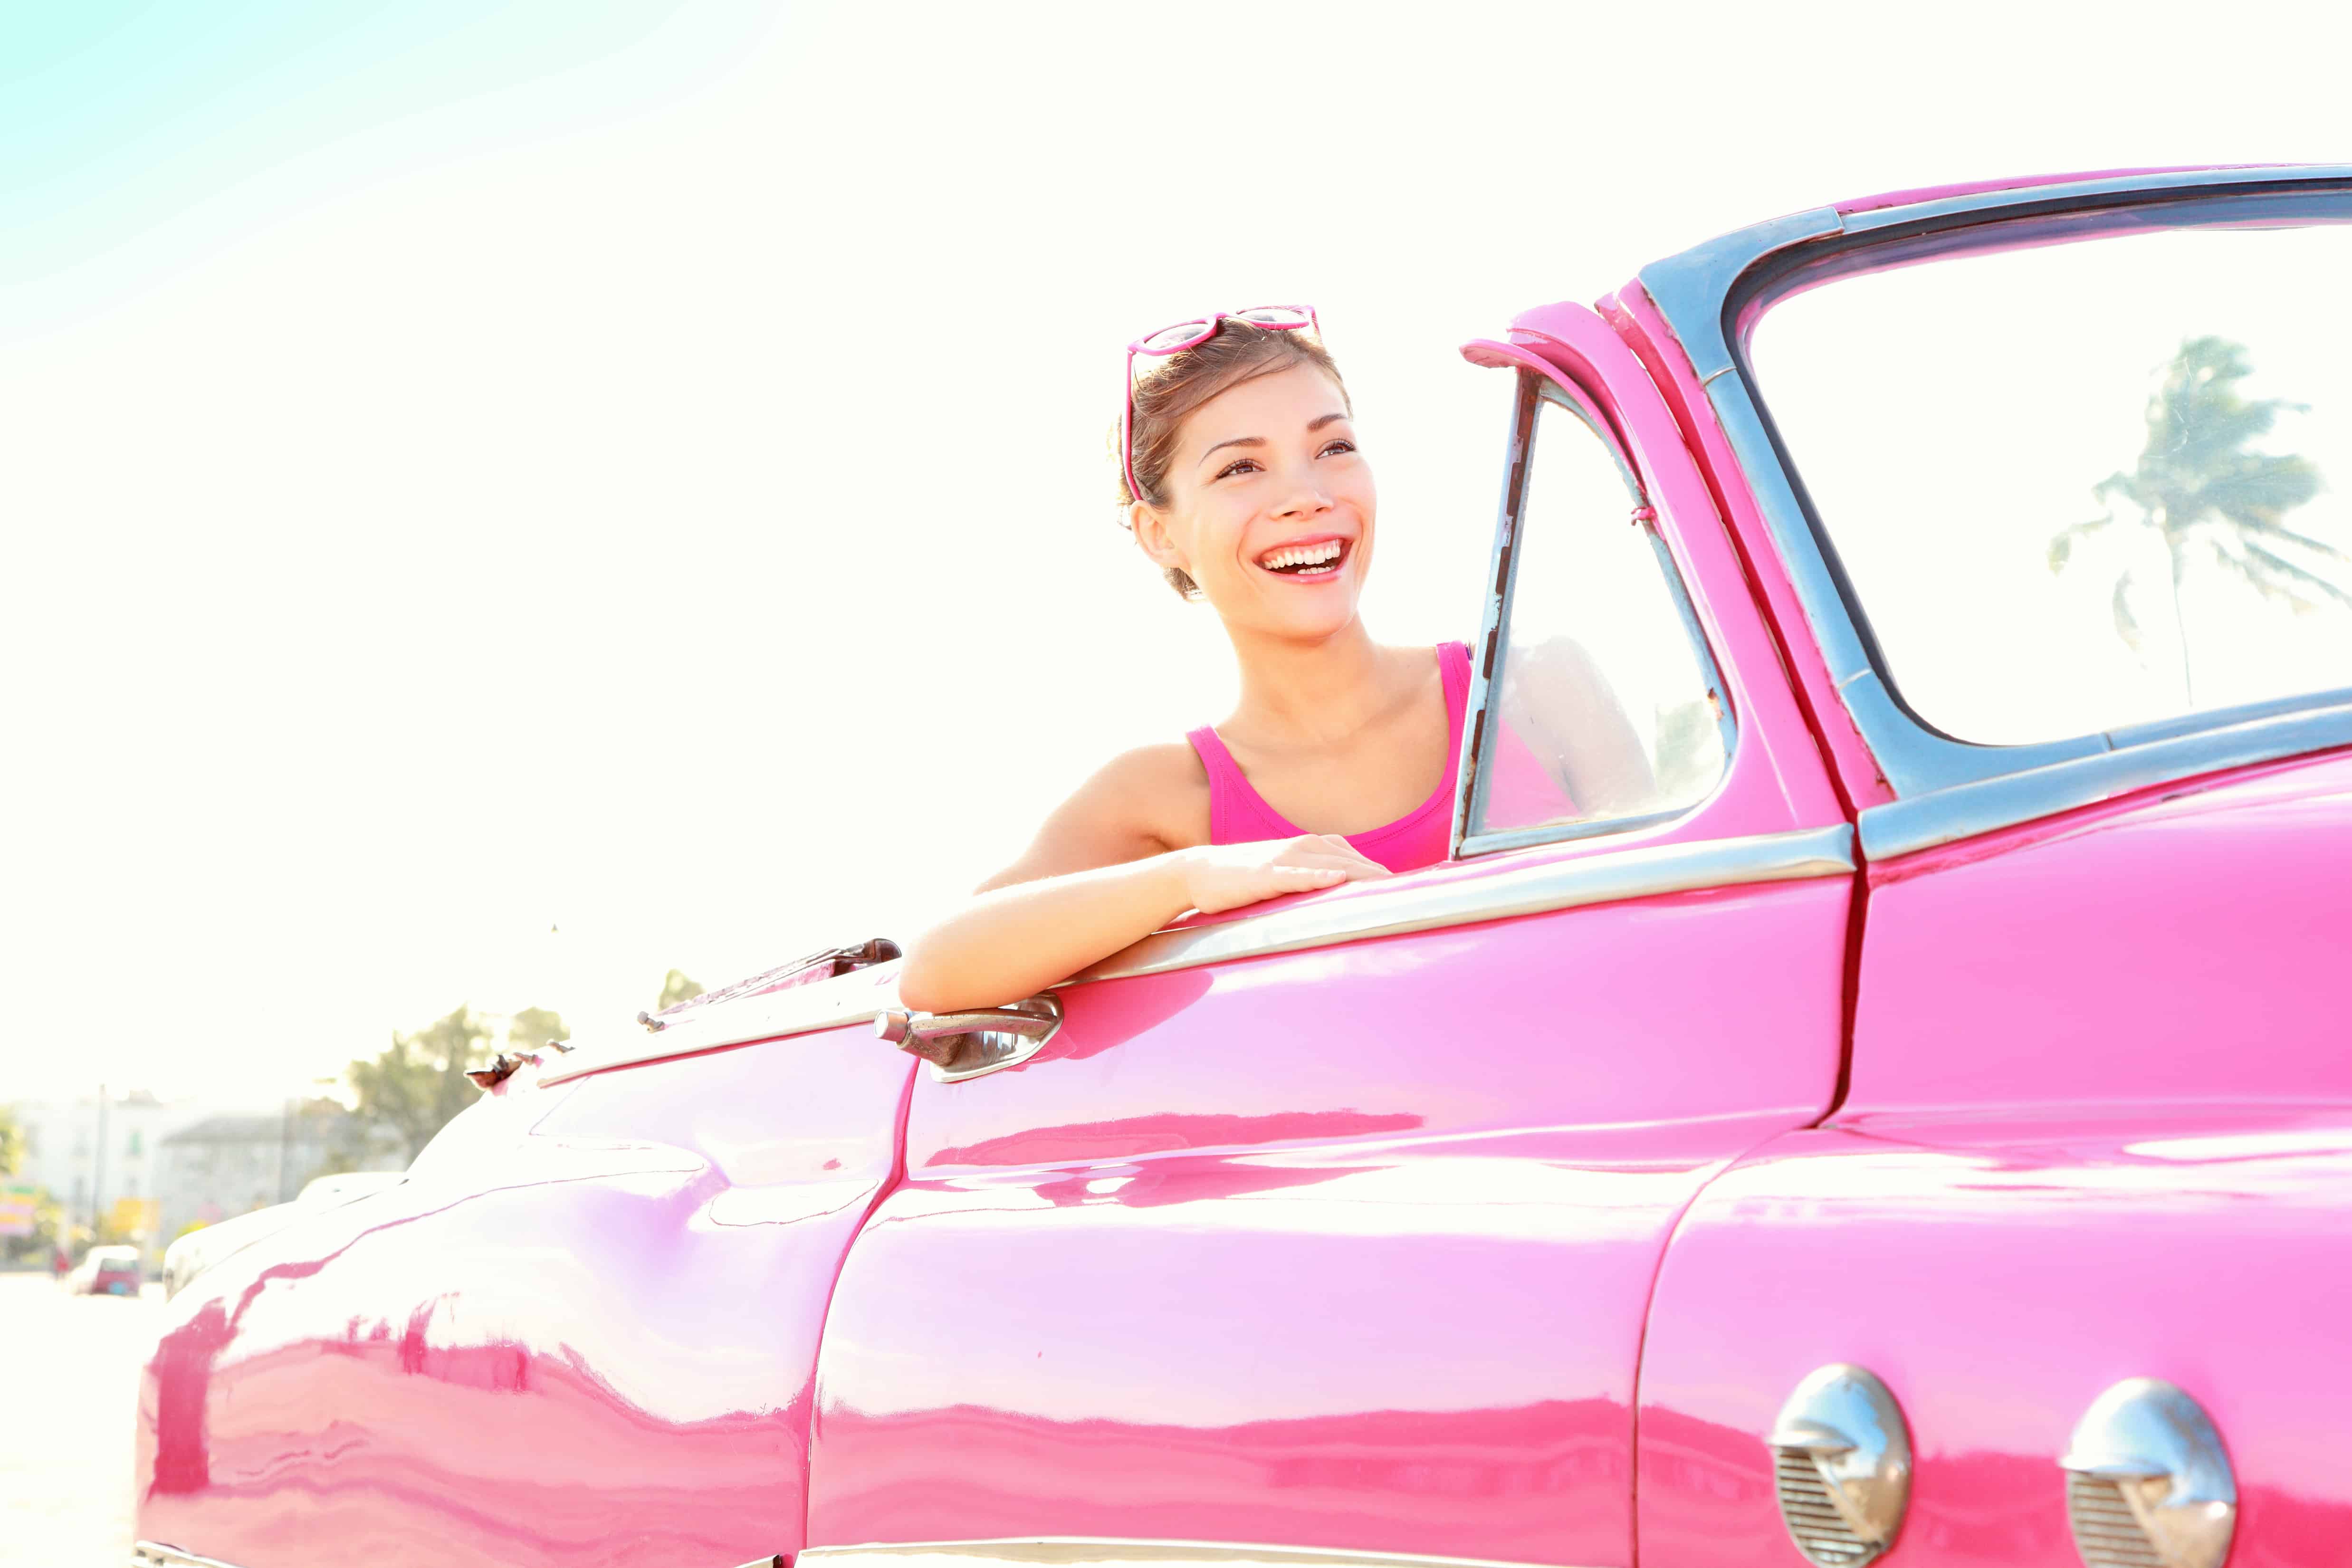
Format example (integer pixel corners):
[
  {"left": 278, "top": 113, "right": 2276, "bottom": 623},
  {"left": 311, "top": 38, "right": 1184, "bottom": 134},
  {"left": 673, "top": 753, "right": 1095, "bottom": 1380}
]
[{"left": 1261, "top": 540, "right": 1344, "bottom": 571}]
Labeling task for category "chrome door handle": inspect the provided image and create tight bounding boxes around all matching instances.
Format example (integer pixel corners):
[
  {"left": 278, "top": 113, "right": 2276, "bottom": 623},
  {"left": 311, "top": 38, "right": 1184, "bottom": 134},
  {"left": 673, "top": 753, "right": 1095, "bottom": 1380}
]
[{"left": 874, "top": 994, "right": 1062, "bottom": 1082}]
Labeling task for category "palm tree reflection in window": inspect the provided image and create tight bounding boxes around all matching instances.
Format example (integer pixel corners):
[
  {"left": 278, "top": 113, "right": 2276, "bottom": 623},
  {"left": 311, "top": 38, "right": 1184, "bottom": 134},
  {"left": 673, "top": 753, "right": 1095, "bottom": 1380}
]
[{"left": 2050, "top": 336, "right": 2352, "bottom": 704}]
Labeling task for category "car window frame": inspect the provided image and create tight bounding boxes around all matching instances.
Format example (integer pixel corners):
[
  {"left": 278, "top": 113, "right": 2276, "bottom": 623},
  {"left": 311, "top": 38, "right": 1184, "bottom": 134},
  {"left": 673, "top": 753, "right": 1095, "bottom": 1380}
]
[
  {"left": 1639, "top": 167, "right": 2352, "bottom": 859},
  {"left": 1452, "top": 371, "right": 1739, "bottom": 859}
]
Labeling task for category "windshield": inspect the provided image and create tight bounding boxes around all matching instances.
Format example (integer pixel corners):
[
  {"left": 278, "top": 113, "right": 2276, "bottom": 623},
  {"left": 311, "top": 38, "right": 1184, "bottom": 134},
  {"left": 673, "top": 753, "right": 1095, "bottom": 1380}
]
[{"left": 1747, "top": 203, "right": 2352, "bottom": 745}]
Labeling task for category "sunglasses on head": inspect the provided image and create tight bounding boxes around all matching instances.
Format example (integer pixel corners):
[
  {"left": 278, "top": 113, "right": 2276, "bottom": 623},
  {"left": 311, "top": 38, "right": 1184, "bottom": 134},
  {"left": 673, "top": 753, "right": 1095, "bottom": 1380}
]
[{"left": 1119, "top": 306, "right": 1320, "bottom": 521}]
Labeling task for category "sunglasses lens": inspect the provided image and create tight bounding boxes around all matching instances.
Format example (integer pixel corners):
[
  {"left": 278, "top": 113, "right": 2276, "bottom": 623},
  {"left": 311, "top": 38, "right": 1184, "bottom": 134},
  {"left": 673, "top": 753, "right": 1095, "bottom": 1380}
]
[
  {"left": 1233, "top": 307, "right": 1312, "bottom": 329},
  {"left": 1140, "top": 320, "right": 1212, "bottom": 352}
]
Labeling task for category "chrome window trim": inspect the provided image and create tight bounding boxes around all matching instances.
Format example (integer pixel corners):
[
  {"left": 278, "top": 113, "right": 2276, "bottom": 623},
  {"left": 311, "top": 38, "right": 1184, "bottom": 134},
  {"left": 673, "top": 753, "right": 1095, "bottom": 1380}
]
[
  {"left": 1859, "top": 698, "right": 2352, "bottom": 860},
  {"left": 545, "top": 825, "right": 1854, "bottom": 1083},
  {"left": 801, "top": 1537, "right": 1599, "bottom": 1568},
  {"left": 1450, "top": 369, "right": 1539, "bottom": 854},
  {"left": 1637, "top": 164, "right": 2352, "bottom": 848},
  {"left": 1451, "top": 373, "right": 1740, "bottom": 862},
  {"left": 1077, "top": 824, "right": 1853, "bottom": 984}
]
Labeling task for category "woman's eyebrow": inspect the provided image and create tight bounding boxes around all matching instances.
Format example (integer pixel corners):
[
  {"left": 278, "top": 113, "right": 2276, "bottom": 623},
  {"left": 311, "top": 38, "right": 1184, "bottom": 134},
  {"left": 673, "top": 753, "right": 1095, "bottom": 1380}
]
[{"left": 1197, "top": 412, "right": 1352, "bottom": 465}]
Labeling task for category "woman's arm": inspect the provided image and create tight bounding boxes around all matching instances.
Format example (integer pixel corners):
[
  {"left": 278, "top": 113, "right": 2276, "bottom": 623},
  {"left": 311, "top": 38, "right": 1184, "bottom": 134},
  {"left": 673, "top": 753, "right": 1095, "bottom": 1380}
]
[
  {"left": 1498, "top": 634, "right": 1657, "bottom": 818},
  {"left": 897, "top": 747, "right": 1388, "bottom": 1013}
]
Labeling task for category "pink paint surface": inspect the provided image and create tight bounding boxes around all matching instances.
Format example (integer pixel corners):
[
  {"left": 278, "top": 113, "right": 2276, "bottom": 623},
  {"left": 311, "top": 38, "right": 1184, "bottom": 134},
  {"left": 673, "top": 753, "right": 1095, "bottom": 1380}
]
[
  {"left": 136, "top": 1029, "right": 913, "bottom": 1568},
  {"left": 1637, "top": 747, "right": 2352, "bottom": 1566},
  {"left": 1850, "top": 746, "right": 2352, "bottom": 1112},
  {"left": 809, "top": 874, "right": 1852, "bottom": 1564},
  {"left": 1639, "top": 1108, "right": 2352, "bottom": 1566}
]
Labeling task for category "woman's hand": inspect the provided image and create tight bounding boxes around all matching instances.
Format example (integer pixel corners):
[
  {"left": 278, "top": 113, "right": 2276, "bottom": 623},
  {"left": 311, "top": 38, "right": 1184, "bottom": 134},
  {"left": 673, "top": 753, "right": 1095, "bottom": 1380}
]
[{"left": 1178, "top": 834, "right": 1393, "bottom": 916}]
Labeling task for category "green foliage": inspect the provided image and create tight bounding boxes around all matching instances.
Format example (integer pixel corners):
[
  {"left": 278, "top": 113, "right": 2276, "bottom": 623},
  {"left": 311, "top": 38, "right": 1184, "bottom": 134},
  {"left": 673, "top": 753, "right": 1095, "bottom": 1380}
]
[
  {"left": 0, "top": 1104, "right": 21, "bottom": 1177},
  {"left": 2053, "top": 336, "right": 2349, "bottom": 699},
  {"left": 657, "top": 969, "right": 704, "bottom": 1011},
  {"left": 507, "top": 1004, "right": 570, "bottom": 1052},
  {"left": 1652, "top": 698, "right": 1722, "bottom": 804},
  {"left": 2, "top": 1189, "right": 62, "bottom": 1264},
  {"left": 349, "top": 1005, "right": 496, "bottom": 1160}
]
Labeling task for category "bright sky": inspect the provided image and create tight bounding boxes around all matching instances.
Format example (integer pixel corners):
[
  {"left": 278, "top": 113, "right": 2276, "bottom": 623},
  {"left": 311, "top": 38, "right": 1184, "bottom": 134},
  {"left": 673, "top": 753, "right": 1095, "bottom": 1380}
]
[{"left": 6, "top": 0, "right": 2350, "bottom": 1101}]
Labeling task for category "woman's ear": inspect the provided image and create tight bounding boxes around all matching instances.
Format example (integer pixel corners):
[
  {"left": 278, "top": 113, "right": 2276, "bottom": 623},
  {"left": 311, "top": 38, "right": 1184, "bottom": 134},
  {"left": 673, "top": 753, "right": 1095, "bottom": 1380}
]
[{"left": 1130, "top": 502, "right": 1190, "bottom": 578}]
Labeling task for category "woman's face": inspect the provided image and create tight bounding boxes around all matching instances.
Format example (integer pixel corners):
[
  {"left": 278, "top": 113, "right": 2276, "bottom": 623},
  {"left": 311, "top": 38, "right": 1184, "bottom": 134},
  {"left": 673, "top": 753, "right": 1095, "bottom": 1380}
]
[{"left": 1135, "top": 362, "right": 1375, "bottom": 642}]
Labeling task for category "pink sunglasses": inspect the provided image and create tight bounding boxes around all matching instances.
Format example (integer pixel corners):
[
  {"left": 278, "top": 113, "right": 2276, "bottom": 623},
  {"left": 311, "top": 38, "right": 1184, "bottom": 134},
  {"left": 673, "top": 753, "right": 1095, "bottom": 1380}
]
[{"left": 1119, "top": 305, "right": 1320, "bottom": 519}]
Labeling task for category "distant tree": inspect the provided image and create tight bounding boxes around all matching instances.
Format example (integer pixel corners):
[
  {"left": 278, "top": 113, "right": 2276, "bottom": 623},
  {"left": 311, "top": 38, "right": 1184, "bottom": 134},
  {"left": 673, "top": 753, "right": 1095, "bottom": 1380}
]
[
  {"left": 349, "top": 1006, "right": 496, "bottom": 1160},
  {"left": 507, "top": 1005, "right": 570, "bottom": 1052},
  {"left": 2051, "top": 335, "right": 2349, "bottom": 703},
  {"left": 657, "top": 970, "right": 704, "bottom": 1011},
  {"left": 0, "top": 1109, "right": 38, "bottom": 1261},
  {"left": 1651, "top": 698, "right": 1722, "bottom": 805}
]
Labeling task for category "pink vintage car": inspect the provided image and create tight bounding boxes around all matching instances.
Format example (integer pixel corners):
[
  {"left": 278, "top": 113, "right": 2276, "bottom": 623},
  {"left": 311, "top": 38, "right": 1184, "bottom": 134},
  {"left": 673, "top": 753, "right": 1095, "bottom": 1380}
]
[{"left": 136, "top": 165, "right": 2352, "bottom": 1568}]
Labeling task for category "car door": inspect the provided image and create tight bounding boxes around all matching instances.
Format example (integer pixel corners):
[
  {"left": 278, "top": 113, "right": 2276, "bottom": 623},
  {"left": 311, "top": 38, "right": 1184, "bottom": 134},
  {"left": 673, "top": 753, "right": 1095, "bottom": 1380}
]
[
  {"left": 137, "top": 976, "right": 914, "bottom": 1568},
  {"left": 1630, "top": 168, "right": 2352, "bottom": 1565},
  {"left": 803, "top": 304, "right": 1857, "bottom": 1568}
]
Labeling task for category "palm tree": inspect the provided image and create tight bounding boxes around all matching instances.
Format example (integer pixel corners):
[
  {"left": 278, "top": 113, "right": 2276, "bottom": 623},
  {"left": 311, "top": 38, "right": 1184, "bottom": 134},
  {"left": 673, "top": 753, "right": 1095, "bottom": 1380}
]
[{"left": 2050, "top": 335, "right": 2349, "bottom": 704}]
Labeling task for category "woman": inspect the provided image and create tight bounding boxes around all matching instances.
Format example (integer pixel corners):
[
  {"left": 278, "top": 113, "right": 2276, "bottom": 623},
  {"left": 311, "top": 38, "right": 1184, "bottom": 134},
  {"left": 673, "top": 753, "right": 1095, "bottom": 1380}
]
[{"left": 897, "top": 309, "right": 1645, "bottom": 1013}]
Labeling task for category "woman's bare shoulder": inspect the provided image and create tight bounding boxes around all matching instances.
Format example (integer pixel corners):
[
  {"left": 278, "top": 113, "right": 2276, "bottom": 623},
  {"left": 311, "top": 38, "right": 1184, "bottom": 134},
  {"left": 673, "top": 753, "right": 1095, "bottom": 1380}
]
[
  {"left": 1070, "top": 741, "right": 1213, "bottom": 848},
  {"left": 975, "top": 741, "right": 1212, "bottom": 892}
]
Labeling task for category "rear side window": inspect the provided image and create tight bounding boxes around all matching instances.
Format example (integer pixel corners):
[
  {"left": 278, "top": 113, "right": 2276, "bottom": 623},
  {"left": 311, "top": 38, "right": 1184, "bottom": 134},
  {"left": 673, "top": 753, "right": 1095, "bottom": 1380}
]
[
  {"left": 1462, "top": 379, "right": 1731, "bottom": 853},
  {"left": 1749, "top": 215, "right": 2352, "bottom": 745}
]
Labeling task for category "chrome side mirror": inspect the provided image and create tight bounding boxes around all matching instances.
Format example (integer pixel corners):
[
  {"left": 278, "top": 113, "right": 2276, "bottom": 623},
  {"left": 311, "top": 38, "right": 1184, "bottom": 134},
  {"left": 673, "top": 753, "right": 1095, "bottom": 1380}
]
[{"left": 874, "top": 994, "right": 1061, "bottom": 1082}]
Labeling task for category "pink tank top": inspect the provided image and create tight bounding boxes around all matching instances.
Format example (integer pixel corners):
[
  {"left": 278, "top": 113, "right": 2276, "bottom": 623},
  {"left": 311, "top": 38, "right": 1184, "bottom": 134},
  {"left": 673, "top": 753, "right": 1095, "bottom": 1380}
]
[{"left": 1185, "top": 641, "right": 1471, "bottom": 874}]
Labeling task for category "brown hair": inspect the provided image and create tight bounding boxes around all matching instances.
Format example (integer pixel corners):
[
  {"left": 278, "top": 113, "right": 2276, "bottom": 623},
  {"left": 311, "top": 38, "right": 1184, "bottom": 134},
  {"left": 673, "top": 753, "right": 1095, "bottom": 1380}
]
[{"left": 1115, "top": 320, "right": 1350, "bottom": 598}]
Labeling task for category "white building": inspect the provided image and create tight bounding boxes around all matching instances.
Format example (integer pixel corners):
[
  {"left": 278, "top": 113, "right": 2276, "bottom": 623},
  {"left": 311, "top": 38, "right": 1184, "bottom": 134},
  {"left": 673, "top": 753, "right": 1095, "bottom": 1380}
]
[
  {"left": 153, "top": 1106, "right": 404, "bottom": 1244},
  {"left": 10, "top": 1090, "right": 212, "bottom": 1238}
]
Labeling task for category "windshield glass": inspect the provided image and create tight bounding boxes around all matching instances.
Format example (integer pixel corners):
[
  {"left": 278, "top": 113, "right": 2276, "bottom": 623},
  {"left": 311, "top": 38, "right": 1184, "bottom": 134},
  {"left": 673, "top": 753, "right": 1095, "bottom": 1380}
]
[{"left": 1748, "top": 209, "right": 2352, "bottom": 745}]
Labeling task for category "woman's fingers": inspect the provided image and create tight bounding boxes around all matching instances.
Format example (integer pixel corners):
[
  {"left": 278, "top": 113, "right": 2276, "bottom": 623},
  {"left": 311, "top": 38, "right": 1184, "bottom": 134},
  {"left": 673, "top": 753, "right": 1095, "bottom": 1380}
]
[{"left": 1305, "top": 833, "right": 1393, "bottom": 875}]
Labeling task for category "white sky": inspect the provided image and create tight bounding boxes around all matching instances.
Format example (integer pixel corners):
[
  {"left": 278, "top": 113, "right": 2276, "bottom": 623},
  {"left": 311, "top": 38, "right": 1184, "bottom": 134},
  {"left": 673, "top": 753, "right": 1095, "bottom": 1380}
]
[{"left": 6, "top": 0, "right": 2352, "bottom": 1101}]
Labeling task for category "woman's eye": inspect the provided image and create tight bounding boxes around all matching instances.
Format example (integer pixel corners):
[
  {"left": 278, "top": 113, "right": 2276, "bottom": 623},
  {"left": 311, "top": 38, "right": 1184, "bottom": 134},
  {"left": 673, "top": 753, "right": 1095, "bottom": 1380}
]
[
  {"left": 1214, "top": 458, "right": 1263, "bottom": 480},
  {"left": 1319, "top": 439, "right": 1357, "bottom": 458}
]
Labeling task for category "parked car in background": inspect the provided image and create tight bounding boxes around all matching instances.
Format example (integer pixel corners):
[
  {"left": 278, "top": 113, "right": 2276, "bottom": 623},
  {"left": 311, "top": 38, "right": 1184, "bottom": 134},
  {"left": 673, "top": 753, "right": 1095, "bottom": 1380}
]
[
  {"left": 134, "top": 165, "right": 2352, "bottom": 1568},
  {"left": 67, "top": 1243, "right": 141, "bottom": 1297},
  {"left": 161, "top": 1170, "right": 409, "bottom": 1300}
]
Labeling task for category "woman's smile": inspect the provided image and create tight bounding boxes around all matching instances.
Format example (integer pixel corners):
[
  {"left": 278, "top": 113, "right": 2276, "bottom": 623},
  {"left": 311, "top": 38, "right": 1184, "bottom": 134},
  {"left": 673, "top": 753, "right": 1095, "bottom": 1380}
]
[{"left": 1255, "top": 534, "right": 1352, "bottom": 581}]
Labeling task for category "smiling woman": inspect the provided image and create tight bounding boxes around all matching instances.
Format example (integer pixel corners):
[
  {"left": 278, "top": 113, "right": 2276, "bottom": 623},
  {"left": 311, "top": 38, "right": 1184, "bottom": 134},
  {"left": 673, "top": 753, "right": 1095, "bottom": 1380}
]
[{"left": 894, "top": 313, "right": 1651, "bottom": 1014}]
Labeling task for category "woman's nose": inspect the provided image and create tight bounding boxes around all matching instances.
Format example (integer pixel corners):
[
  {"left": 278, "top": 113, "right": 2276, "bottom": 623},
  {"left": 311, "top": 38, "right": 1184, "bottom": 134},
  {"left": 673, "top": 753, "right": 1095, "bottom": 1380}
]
[{"left": 1271, "top": 470, "right": 1333, "bottom": 516}]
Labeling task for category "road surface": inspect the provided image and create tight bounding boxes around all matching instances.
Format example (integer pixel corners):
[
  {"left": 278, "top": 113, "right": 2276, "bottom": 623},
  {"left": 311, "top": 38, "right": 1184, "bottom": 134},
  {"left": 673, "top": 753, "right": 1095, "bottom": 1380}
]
[{"left": 0, "top": 1270, "right": 158, "bottom": 1567}]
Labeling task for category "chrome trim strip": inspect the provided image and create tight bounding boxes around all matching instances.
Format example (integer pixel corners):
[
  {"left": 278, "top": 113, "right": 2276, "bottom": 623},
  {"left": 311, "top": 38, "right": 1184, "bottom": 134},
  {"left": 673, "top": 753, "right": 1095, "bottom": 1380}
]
[
  {"left": 1458, "top": 803, "right": 1690, "bottom": 858},
  {"left": 801, "top": 1539, "right": 1599, "bottom": 1568},
  {"left": 1638, "top": 166, "right": 2352, "bottom": 808},
  {"left": 1080, "top": 825, "right": 1854, "bottom": 983},
  {"left": 538, "top": 979, "right": 893, "bottom": 1086},
  {"left": 1858, "top": 699, "right": 2352, "bottom": 860},
  {"left": 547, "top": 827, "right": 1853, "bottom": 1082},
  {"left": 134, "top": 1545, "right": 245, "bottom": 1568}
]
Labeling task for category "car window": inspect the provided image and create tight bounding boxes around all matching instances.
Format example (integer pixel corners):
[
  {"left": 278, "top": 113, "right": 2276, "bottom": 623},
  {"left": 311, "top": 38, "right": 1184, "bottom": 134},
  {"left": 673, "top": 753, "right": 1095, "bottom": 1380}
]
[
  {"left": 1748, "top": 216, "right": 2352, "bottom": 746},
  {"left": 1462, "top": 381, "right": 1731, "bottom": 851}
]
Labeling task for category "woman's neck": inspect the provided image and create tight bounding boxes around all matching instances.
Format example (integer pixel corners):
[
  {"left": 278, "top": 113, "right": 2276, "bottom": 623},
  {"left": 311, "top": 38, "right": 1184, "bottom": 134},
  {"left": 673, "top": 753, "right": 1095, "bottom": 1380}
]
[{"left": 1221, "top": 617, "right": 1406, "bottom": 752}]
